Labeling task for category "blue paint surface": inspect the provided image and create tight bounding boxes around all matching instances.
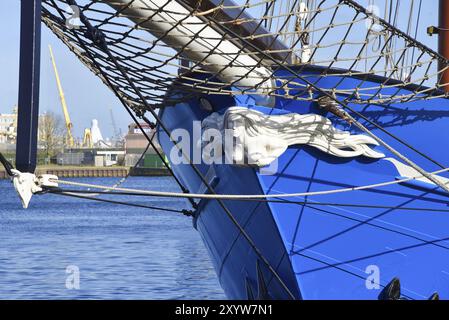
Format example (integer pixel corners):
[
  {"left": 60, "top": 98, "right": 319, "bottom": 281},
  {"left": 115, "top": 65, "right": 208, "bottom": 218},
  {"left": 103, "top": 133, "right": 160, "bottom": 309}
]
[{"left": 158, "top": 66, "right": 449, "bottom": 299}]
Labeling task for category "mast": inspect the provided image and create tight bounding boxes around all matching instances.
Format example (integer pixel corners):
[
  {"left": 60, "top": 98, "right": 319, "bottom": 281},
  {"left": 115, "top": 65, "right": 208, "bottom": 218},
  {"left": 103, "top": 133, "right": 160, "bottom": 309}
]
[
  {"left": 16, "top": 0, "right": 42, "bottom": 173},
  {"left": 439, "top": 0, "right": 449, "bottom": 91}
]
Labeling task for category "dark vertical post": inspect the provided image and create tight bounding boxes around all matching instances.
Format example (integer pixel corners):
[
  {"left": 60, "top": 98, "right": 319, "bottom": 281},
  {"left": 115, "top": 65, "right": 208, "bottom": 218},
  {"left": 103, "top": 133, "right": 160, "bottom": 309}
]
[
  {"left": 439, "top": 0, "right": 449, "bottom": 91},
  {"left": 15, "top": 0, "right": 42, "bottom": 172}
]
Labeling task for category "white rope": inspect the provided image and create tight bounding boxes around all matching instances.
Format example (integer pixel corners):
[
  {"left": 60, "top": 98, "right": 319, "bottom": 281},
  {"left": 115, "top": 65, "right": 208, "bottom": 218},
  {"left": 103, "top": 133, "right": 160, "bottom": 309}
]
[{"left": 52, "top": 166, "right": 449, "bottom": 200}]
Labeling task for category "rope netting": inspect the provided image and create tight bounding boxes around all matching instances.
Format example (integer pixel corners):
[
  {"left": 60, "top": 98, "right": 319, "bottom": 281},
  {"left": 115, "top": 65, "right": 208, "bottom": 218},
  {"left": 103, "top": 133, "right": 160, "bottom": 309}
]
[
  {"left": 41, "top": 0, "right": 449, "bottom": 111},
  {"left": 27, "top": 1, "right": 449, "bottom": 298}
]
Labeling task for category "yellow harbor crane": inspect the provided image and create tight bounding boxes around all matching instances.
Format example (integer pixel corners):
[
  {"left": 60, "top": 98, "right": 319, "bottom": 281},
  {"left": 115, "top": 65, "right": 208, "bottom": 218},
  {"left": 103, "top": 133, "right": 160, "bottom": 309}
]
[{"left": 48, "top": 45, "right": 75, "bottom": 148}]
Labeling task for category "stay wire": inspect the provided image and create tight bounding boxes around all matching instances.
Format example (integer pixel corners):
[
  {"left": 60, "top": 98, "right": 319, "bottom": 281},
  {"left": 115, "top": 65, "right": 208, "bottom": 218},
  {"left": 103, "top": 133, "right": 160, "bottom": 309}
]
[
  {"left": 48, "top": 189, "right": 192, "bottom": 215},
  {"left": 194, "top": 1, "right": 449, "bottom": 191},
  {"left": 53, "top": 0, "right": 196, "bottom": 209},
  {"left": 52, "top": 0, "right": 297, "bottom": 300},
  {"left": 49, "top": 165, "right": 449, "bottom": 199},
  {"left": 103, "top": 134, "right": 153, "bottom": 193},
  {"left": 44, "top": 187, "right": 449, "bottom": 212},
  {"left": 44, "top": 187, "right": 449, "bottom": 258},
  {"left": 0, "top": 152, "right": 14, "bottom": 177}
]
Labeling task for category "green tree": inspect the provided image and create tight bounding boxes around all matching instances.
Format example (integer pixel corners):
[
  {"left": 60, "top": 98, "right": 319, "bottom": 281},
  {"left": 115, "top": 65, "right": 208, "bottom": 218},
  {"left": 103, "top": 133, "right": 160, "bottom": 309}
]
[{"left": 38, "top": 112, "right": 65, "bottom": 159}]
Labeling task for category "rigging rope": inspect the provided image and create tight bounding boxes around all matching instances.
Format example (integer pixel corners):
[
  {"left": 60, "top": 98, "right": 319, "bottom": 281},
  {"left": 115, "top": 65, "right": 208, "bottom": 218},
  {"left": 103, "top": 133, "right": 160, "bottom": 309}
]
[
  {"left": 49, "top": 0, "right": 197, "bottom": 209},
  {"left": 0, "top": 152, "right": 14, "bottom": 177},
  {"left": 50, "top": 0, "right": 297, "bottom": 299},
  {"left": 295, "top": 251, "right": 414, "bottom": 299},
  {"left": 199, "top": 6, "right": 449, "bottom": 193},
  {"left": 49, "top": 164, "right": 449, "bottom": 199},
  {"left": 99, "top": 135, "right": 153, "bottom": 194},
  {"left": 44, "top": 188, "right": 449, "bottom": 212},
  {"left": 50, "top": 189, "right": 193, "bottom": 215},
  {"left": 37, "top": 0, "right": 449, "bottom": 299},
  {"left": 41, "top": 0, "right": 449, "bottom": 105}
]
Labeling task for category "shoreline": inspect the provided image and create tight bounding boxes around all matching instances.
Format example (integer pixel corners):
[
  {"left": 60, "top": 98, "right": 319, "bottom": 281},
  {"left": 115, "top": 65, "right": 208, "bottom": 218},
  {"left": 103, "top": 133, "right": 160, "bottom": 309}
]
[{"left": 0, "top": 166, "right": 170, "bottom": 179}]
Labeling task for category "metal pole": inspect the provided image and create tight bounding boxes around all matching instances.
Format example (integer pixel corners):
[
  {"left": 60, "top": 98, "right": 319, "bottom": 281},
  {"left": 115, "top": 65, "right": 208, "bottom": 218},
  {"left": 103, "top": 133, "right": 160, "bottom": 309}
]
[
  {"left": 15, "top": 0, "right": 42, "bottom": 173},
  {"left": 439, "top": 0, "right": 449, "bottom": 91}
]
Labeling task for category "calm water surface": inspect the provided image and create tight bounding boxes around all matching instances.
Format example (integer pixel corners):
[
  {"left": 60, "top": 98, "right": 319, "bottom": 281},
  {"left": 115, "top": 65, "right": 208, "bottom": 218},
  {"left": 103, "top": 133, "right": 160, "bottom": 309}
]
[{"left": 0, "top": 176, "right": 226, "bottom": 299}]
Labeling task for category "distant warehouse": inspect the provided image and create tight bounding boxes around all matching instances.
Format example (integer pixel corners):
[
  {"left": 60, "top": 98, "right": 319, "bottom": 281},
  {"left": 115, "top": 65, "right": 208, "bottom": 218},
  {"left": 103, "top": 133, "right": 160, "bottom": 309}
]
[
  {"left": 56, "top": 149, "right": 125, "bottom": 167},
  {"left": 124, "top": 123, "right": 165, "bottom": 168}
]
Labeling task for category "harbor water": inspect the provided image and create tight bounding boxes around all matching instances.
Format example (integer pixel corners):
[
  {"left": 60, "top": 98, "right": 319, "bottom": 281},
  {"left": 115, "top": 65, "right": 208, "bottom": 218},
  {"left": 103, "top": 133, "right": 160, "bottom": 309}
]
[{"left": 0, "top": 176, "right": 225, "bottom": 299}]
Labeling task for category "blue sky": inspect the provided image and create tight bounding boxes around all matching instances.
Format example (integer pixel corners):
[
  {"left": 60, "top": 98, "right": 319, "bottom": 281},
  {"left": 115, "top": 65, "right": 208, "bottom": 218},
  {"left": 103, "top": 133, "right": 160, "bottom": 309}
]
[
  {"left": 0, "top": 0, "right": 131, "bottom": 138},
  {"left": 0, "top": 0, "right": 440, "bottom": 138}
]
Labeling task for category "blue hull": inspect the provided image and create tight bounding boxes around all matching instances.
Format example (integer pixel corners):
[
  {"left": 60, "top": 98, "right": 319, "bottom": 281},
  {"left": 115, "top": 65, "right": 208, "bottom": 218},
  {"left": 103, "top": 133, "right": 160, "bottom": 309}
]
[{"left": 157, "top": 66, "right": 449, "bottom": 300}]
